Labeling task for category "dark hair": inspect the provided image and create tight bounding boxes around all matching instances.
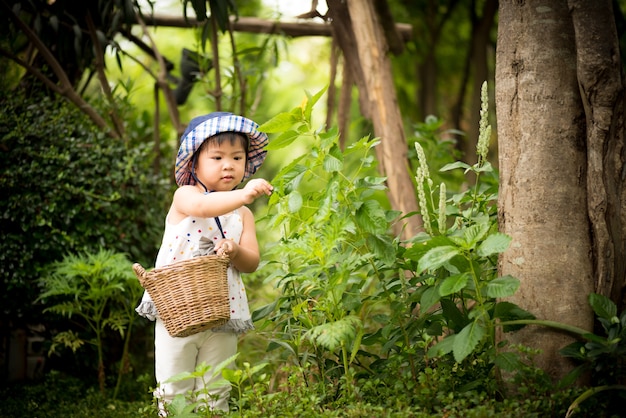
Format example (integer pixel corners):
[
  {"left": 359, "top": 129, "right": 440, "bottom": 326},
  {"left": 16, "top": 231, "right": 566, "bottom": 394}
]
[{"left": 197, "top": 131, "right": 249, "bottom": 155}]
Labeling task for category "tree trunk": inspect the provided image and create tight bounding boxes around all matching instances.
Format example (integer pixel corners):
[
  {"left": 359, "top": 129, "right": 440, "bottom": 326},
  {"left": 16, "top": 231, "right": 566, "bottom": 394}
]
[
  {"left": 328, "top": 0, "right": 421, "bottom": 238},
  {"left": 496, "top": 0, "right": 595, "bottom": 381},
  {"left": 568, "top": 0, "right": 626, "bottom": 310}
]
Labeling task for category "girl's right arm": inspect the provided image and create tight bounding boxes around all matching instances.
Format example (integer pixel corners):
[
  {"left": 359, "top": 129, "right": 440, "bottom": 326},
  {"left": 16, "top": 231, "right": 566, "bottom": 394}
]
[{"left": 171, "top": 178, "right": 273, "bottom": 220}]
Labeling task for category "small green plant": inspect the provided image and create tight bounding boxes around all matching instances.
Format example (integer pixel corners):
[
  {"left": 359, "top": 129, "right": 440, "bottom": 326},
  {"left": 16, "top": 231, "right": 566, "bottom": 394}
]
[
  {"left": 402, "top": 82, "right": 533, "bottom": 371},
  {"left": 159, "top": 354, "right": 273, "bottom": 417},
  {"left": 37, "top": 249, "right": 144, "bottom": 397},
  {"left": 550, "top": 292, "right": 626, "bottom": 417},
  {"left": 559, "top": 293, "right": 626, "bottom": 385},
  {"left": 162, "top": 354, "right": 237, "bottom": 417},
  {"left": 222, "top": 361, "right": 271, "bottom": 415}
]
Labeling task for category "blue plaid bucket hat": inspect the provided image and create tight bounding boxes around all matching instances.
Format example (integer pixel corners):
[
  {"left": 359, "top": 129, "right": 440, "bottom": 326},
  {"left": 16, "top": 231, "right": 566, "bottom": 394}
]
[{"left": 175, "top": 112, "right": 268, "bottom": 186}]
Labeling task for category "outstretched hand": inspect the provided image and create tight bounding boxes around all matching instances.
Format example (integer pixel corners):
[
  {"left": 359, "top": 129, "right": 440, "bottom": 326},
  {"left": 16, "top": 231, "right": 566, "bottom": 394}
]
[{"left": 241, "top": 178, "right": 273, "bottom": 204}]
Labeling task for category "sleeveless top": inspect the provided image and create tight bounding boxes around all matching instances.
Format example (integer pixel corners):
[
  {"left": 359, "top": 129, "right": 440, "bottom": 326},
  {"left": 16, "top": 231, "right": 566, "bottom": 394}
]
[{"left": 135, "top": 209, "right": 253, "bottom": 333}]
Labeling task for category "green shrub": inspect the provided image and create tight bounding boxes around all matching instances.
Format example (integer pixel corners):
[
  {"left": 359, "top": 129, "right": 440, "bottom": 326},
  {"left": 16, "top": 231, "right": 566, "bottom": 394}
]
[
  {"left": 37, "top": 249, "right": 145, "bottom": 397},
  {"left": 0, "top": 92, "right": 170, "bottom": 325}
]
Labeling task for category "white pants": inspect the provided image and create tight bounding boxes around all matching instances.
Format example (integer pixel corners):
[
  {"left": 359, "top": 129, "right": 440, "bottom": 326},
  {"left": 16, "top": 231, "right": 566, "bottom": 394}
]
[{"left": 154, "top": 319, "right": 237, "bottom": 413}]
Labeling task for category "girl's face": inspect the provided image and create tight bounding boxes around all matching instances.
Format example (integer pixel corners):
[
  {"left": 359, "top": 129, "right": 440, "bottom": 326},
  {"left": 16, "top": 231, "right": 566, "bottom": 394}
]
[{"left": 194, "top": 139, "right": 247, "bottom": 192}]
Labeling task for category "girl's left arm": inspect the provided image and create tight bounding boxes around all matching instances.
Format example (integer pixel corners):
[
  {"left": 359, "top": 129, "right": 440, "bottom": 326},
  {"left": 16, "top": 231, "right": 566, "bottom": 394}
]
[{"left": 217, "top": 206, "right": 260, "bottom": 273}]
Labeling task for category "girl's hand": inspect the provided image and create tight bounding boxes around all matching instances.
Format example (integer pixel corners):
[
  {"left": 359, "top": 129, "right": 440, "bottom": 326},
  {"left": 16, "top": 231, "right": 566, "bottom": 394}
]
[
  {"left": 215, "top": 238, "right": 238, "bottom": 259},
  {"left": 241, "top": 179, "right": 273, "bottom": 204}
]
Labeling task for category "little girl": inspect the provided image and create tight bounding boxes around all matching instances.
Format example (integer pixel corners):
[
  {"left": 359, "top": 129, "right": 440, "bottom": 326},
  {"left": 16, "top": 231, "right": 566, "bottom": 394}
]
[{"left": 136, "top": 112, "right": 273, "bottom": 413}]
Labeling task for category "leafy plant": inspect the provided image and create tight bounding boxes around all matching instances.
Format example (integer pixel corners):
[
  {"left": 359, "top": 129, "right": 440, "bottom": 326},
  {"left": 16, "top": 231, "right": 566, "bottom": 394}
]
[
  {"left": 222, "top": 361, "right": 271, "bottom": 416},
  {"left": 559, "top": 293, "right": 626, "bottom": 385},
  {"left": 253, "top": 86, "right": 400, "bottom": 401},
  {"left": 37, "top": 249, "right": 144, "bottom": 397},
  {"left": 401, "top": 82, "right": 533, "bottom": 371},
  {"left": 159, "top": 353, "right": 272, "bottom": 417},
  {"left": 540, "top": 292, "right": 626, "bottom": 417}
]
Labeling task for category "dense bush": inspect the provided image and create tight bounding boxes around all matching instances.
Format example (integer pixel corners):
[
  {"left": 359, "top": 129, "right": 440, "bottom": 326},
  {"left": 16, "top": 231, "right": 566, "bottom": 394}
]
[{"left": 0, "top": 93, "right": 170, "bottom": 326}]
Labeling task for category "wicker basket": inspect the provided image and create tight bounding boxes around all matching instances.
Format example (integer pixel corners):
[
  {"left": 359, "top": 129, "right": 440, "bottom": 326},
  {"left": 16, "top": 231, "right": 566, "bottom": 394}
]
[{"left": 132, "top": 255, "right": 231, "bottom": 337}]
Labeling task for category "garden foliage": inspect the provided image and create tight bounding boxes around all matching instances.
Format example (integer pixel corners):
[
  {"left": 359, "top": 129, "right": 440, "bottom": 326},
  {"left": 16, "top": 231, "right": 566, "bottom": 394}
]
[
  {"left": 239, "top": 84, "right": 549, "bottom": 413},
  {"left": 147, "top": 85, "right": 601, "bottom": 417},
  {"left": 5, "top": 85, "right": 626, "bottom": 417},
  {"left": 0, "top": 92, "right": 170, "bottom": 325}
]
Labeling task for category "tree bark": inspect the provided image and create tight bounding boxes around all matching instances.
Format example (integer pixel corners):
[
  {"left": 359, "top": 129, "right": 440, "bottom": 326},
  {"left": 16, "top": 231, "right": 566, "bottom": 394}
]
[
  {"left": 336, "top": 0, "right": 421, "bottom": 238},
  {"left": 496, "top": 0, "right": 594, "bottom": 381},
  {"left": 568, "top": 0, "right": 626, "bottom": 310}
]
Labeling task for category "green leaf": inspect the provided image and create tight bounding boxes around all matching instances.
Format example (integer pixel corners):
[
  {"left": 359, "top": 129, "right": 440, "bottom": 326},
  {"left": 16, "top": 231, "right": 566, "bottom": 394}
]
[
  {"left": 288, "top": 191, "right": 303, "bottom": 213},
  {"left": 463, "top": 222, "right": 490, "bottom": 248},
  {"left": 419, "top": 285, "right": 441, "bottom": 313},
  {"left": 556, "top": 364, "right": 589, "bottom": 389},
  {"left": 559, "top": 341, "right": 587, "bottom": 360},
  {"left": 306, "top": 316, "right": 362, "bottom": 351},
  {"left": 494, "top": 351, "right": 522, "bottom": 372},
  {"left": 440, "top": 161, "right": 471, "bottom": 172},
  {"left": 304, "top": 86, "right": 328, "bottom": 120},
  {"left": 427, "top": 334, "right": 455, "bottom": 358},
  {"left": 486, "top": 275, "right": 520, "bottom": 298},
  {"left": 167, "top": 394, "right": 199, "bottom": 417},
  {"left": 356, "top": 199, "right": 388, "bottom": 234},
  {"left": 477, "top": 233, "right": 512, "bottom": 257},
  {"left": 588, "top": 293, "right": 617, "bottom": 321},
  {"left": 453, "top": 321, "right": 486, "bottom": 363},
  {"left": 265, "top": 129, "right": 300, "bottom": 150},
  {"left": 440, "top": 299, "right": 468, "bottom": 332},
  {"left": 487, "top": 275, "right": 520, "bottom": 298},
  {"left": 417, "top": 246, "right": 460, "bottom": 272},
  {"left": 439, "top": 273, "right": 469, "bottom": 296},
  {"left": 258, "top": 110, "right": 300, "bottom": 133},
  {"left": 251, "top": 300, "right": 277, "bottom": 322},
  {"left": 323, "top": 151, "right": 343, "bottom": 172},
  {"left": 366, "top": 233, "right": 396, "bottom": 266},
  {"left": 474, "top": 161, "right": 493, "bottom": 173}
]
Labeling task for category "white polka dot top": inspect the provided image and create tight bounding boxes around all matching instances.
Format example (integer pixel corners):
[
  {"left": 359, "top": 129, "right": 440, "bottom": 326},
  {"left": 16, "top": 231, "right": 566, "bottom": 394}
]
[{"left": 135, "top": 209, "right": 253, "bottom": 334}]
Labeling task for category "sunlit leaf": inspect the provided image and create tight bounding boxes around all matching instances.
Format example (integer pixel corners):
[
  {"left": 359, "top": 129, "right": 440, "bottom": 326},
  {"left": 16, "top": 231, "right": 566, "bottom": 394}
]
[
  {"left": 463, "top": 222, "right": 490, "bottom": 248},
  {"left": 440, "top": 161, "right": 471, "bottom": 172},
  {"left": 323, "top": 152, "right": 343, "bottom": 172},
  {"left": 265, "top": 130, "right": 300, "bottom": 150},
  {"left": 287, "top": 191, "right": 303, "bottom": 213},
  {"left": 258, "top": 110, "right": 300, "bottom": 133}
]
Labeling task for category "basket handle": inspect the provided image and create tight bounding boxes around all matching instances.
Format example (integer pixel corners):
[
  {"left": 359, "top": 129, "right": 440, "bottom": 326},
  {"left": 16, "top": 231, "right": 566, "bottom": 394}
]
[{"left": 132, "top": 263, "right": 147, "bottom": 287}]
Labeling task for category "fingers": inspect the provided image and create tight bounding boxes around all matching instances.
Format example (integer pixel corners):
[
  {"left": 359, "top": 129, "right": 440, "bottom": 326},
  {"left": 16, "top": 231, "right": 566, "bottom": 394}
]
[
  {"left": 244, "top": 178, "right": 274, "bottom": 199},
  {"left": 216, "top": 239, "right": 235, "bottom": 256}
]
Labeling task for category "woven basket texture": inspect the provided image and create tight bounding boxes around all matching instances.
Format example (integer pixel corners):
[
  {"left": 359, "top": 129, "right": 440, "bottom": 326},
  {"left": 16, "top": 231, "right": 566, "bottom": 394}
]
[{"left": 133, "top": 255, "right": 231, "bottom": 337}]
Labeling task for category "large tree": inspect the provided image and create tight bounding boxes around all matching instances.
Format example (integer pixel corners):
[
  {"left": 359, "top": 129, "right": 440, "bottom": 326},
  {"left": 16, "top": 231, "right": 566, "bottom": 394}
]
[{"left": 496, "top": 0, "right": 626, "bottom": 380}]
